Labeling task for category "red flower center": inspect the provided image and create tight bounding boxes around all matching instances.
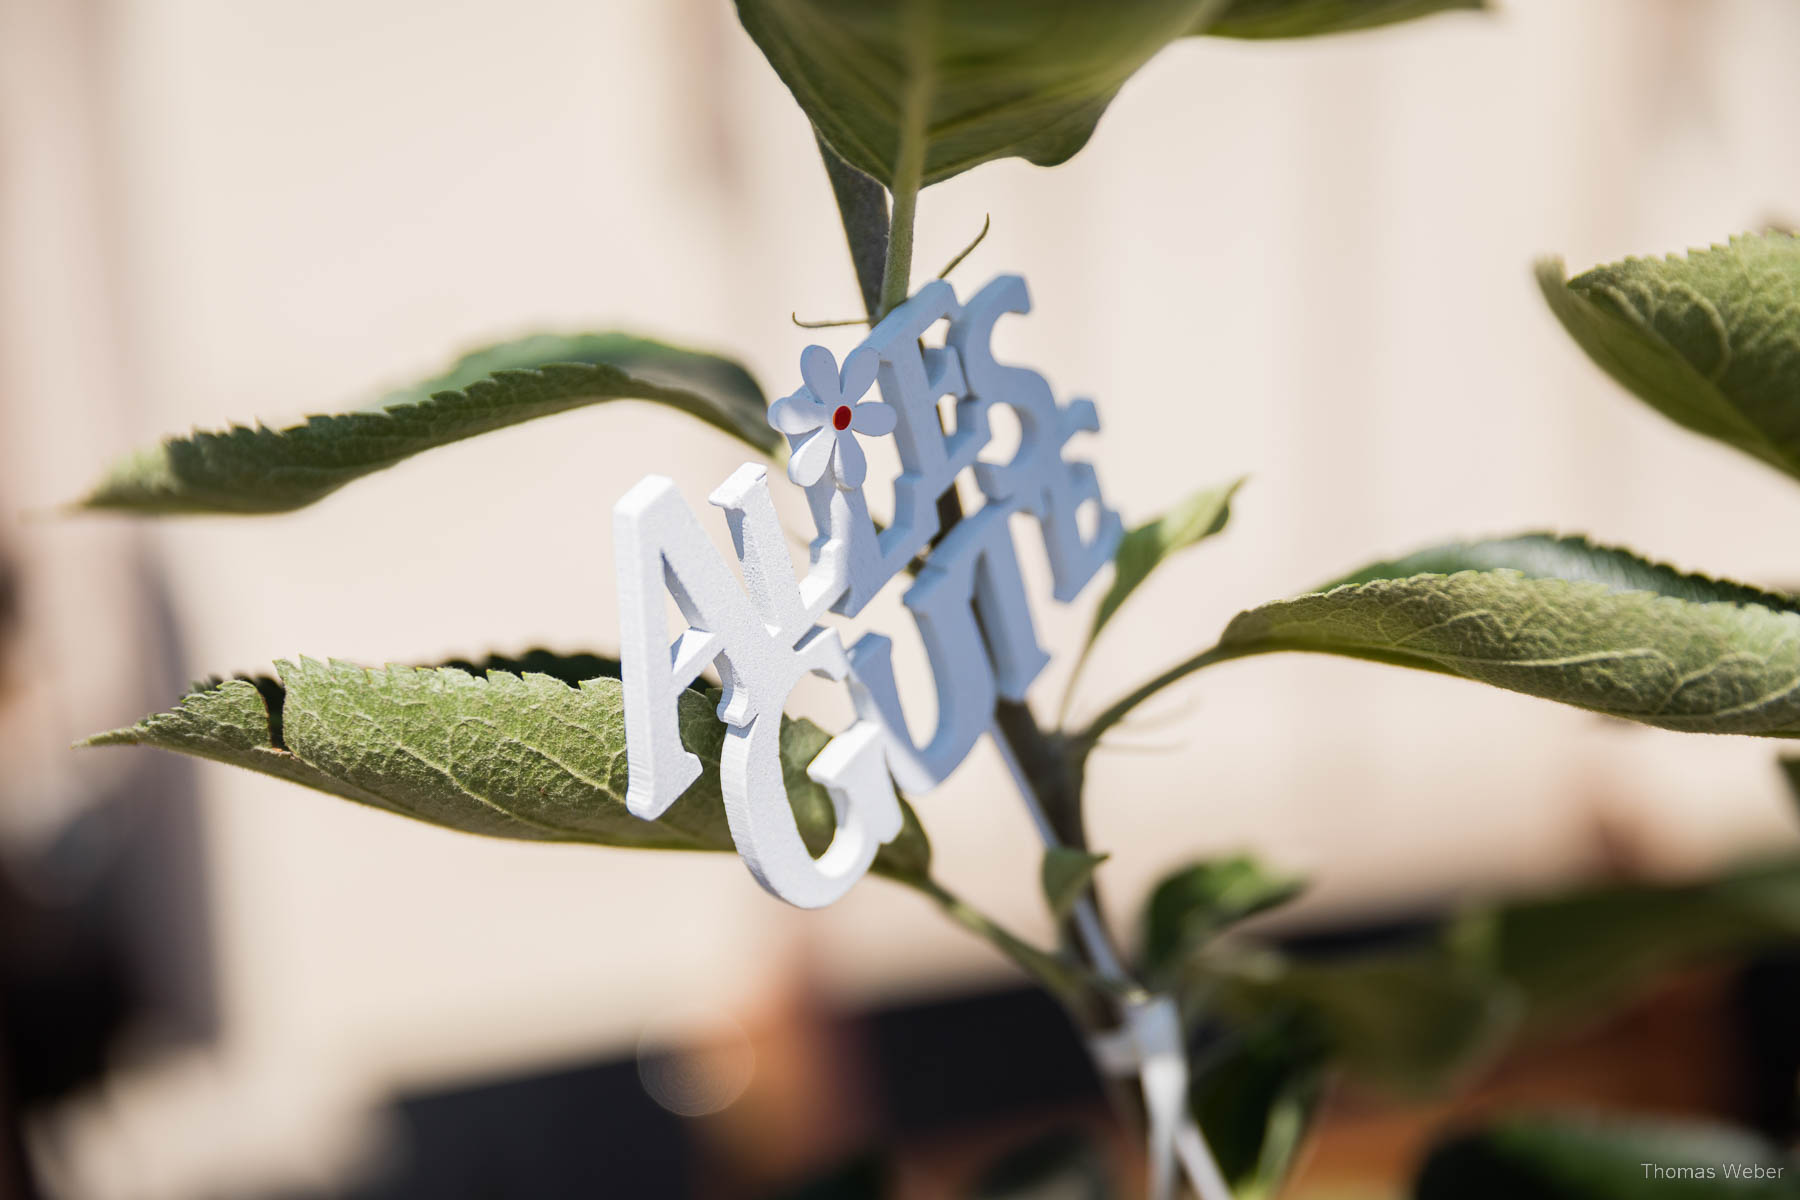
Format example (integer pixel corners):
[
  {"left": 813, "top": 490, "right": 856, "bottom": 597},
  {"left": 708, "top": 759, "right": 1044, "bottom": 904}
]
[{"left": 832, "top": 405, "right": 853, "bottom": 431}]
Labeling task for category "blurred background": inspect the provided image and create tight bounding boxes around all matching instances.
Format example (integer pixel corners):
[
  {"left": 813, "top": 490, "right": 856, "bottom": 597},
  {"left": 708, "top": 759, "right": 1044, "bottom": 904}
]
[{"left": 4, "top": 1, "right": 1800, "bottom": 1196}]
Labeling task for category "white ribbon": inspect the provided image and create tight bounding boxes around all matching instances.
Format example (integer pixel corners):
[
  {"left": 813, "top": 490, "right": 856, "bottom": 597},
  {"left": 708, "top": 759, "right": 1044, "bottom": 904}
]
[
  {"left": 988, "top": 724, "right": 1232, "bottom": 1198},
  {"left": 1089, "top": 994, "right": 1234, "bottom": 1200}
]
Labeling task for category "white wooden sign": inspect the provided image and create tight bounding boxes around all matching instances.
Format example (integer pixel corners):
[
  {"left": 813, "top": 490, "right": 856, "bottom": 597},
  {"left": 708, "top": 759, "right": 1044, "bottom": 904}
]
[{"left": 614, "top": 275, "right": 1122, "bottom": 907}]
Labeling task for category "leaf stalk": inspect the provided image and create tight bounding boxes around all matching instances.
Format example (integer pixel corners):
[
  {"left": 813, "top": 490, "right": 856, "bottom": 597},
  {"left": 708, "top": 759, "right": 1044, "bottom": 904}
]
[{"left": 1078, "top": 644, "right": 1239, "bottom": 757}]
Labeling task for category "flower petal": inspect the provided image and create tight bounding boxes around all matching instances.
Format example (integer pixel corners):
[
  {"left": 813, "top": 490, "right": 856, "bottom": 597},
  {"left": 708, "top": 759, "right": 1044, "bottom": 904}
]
[
  {"left": 787, "top": 428, "right": 837, "bottom": 487},
  {"left": 769, "top": 391, "right": 828, "bottom": 435},
  {"left": 848, "top": 401, "right": 896, "bottom": 437},
  {"left": 837, "top": 344, "right": 879, "bottom": 403},
  {"left": 799, "top": 344, "right": 842, "bottom": 405},
  {"left": 833, "top": 430, "right": 867, "bottom": 490}
]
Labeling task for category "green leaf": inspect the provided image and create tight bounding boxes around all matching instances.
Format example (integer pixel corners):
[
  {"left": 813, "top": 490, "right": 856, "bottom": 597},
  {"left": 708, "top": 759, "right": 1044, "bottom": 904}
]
[
  {"left": 734, "top": 0, "right": 1214, "bottom": 191},
  {"left": 1196, "top": 942, "right": 1518, "bottom": 1093},
  {"left": 1101, "top": 480, "right": 1242, "bottom": 632},
  {"left": 81, "top": 650, "right": 931, "bottom": 882},
  {"left": 1416, "top": 1114, "right": 1800, "bottom": 1199},
  {"left": 77, "top": 333, "right": 778, "bottom": 515},
  {"left": 1322, "top": 533, "right": 1800, "bottom": 610},
  {"left": 1456, "top": 857, "right": 1800, "bottom": 1032},
  {"left": 1180, "top": 859, "right": 1800, "bottom": 1115},
  {"left": 1207, "top": 535, "right": 1800, "bottom": 737},
  {"left": 1040, "top": 847, "right": 1109, "bottom": 923},
  {"left": 1079, "top": 534, "right": 1800, "bottom": 750},
  {"left": 1140, "top": 854, "right": 1305, "bottom": 982},
  {"left": 1187, "top": 1016, "right": 1327, "bottom": 1196},
  {"left": 1783, "top": 758, "right": 1800, "bottom": 822},
  {"left": 1068, "top": 478, "right": 1241, "bottom": 701},
  {"left": 1176, "top": 859, "right": 1800, "bottom": 1164},
  {"left": 1538, "top": 234, "right": 1800, "bottom": 486},
  {"left": 1201, "top": 0, "right": 1484, "bottom": 38}
]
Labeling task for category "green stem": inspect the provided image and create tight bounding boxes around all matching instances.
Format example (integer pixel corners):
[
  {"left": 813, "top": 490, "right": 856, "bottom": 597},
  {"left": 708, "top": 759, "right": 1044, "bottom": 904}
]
[
  {"left": 908, "top": 876, "right": 1110, "bottom": 1023},
  {"left": 879, "top": 168, "right": 919, "bottom": 318},
  {"left": 877, "top": 46, "right": 929, "bottom": 318},
  {"left": 934, "top": 212, "right": 990, "bottom": 281},
  {"left": 815, "top": 93, "right": 1183, "bottom": 1179},
  {"left": 1057, "top": 642, "right": 1098, "bottom": 730},
  {"left": 1076, "top": 643, "right": 1243, "bottom": 758},
  {"left": 818, "top": 64, "right": 1138, "bottom": 1046},
  {"left": 902, "top": 876, "right": 1148, "bottom": 1148},
  {"left": 995, "top": 698, "right": 1087, "bottom": 850}
]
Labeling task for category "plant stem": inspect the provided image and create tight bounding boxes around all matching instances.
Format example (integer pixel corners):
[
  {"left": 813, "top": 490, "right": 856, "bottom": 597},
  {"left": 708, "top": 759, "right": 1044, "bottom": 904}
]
[
  {"left": 935, "top": 213, "right": 990, "bottom": 281},
  {"left": 907, "top": 876, "right": 1112, "bottom": 1025},
  {"left": 816, "top": 124, "right": 1123, "bottom": 1006},
  {"left": 995, "top": 697, "right": 1088, "bottom": 850},
  {"left": 1076, "top": 643, "right": 1242, "bottom": 758},
  {"left": 815, "top": 132, "right": 1216, "bottom": 1192},
  {"left": 879, "top": 169, "right": 919, "bottom": 319},
  {"left": 989, "top": 722, "right": 1125, "bottom": 981},
  {"left": 877, "top": 53, "right": 929, "bottom": 318}
]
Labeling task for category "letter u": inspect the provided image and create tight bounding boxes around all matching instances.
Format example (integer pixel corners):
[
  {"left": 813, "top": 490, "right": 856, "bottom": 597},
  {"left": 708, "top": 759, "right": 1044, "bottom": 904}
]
[{"left": 847, "top": 505, "right": 1049, "bottom": 794}]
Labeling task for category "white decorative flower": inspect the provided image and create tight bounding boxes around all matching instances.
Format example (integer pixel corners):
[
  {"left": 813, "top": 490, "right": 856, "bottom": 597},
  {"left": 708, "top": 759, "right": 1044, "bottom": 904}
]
[{"left": 768, "top": 343, "right": 897, "bottom": 491}]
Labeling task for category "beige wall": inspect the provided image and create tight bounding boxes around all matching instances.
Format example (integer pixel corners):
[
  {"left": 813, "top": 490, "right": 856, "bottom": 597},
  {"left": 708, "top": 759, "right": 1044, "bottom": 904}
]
[{"left": 7, "top": 1, "right": 1800, "bottom": 1194}]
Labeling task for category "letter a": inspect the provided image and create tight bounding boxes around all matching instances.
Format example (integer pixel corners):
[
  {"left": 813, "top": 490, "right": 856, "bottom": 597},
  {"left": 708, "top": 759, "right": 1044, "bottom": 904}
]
[{"left": 613, "top": 469, "right": 903, "bottom": 907}]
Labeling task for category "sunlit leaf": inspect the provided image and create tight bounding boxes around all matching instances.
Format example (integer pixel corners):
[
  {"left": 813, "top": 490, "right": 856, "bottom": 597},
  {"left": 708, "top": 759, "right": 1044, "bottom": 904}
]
[
  {"left": 1216, "top": 576, "right": 1800, "bottom": 735},
  {"left": 1071, "top": 479, "right": 1241, "bottom": 694},
  {"left": 1206, "top": 536, "right": 1800, "bottom": 737},
  {"left": 735, "top": 0, "right": 1214, "bottom": 190},
  {"left": 1539, "top": 234, "right": 1800, "bottom": 486},
  {"left": 82, "top": 651, "right": 931, "bottom": 881},
  {"left": 1200, "top": 0, "right": 1484, "bottom": 39},
  {"left": 1324, "top": 533, "right": 1800, "bottom": 609},
  {"left": 78, "top": 333, "right": 777, "bottom": 515}
]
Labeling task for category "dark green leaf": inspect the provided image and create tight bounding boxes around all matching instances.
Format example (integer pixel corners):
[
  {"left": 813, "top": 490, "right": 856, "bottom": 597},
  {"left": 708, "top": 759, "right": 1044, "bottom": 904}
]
[
  {"left": 1208, "top": 536, "right": 1800, "bottom": 737},
  {"left": 1182, "top": 860, "right": 1800, "bottom": 1106},
  {"left": 1040, "top": 847, "right": 1109, "bottom": 924},
  {"left": 1538, "top": 234, "right": 1800, "bottom": 486},
  {"left": 1187, "top": 1016, "right": 1327, "bottom": 1194},
  {"left": 77, "top": 333, "right": 777, "bottom": 515},
  {"left": 1780, "top": 758, "right": 1800, "bottom": 823},
  {"left": 1177, "top": 859, "right": 1800, "bottom": 1137},
  {"left": 1201, "top": 0, "right": 1484, "bottom": 38},
  {"left": 1324, "top": 533, "right": 1800, "bottom": 612},
  {"left": 1416, "top": 1114, "right": 1800, "bottom": 1200},
  {"left": 1196, "top": 942, "right": 1518, "bottom": 1093},
  {"left": 1458, "top": 858, "right": 1800, "bottom": 1031},
  {"left": 1140, "top": 855, "right": 1305, "bottom": 982},
  {"left": 81, "top": 651, "right": 931, "bottom": 881},
  {"left": 735, "top": 0, "right": 1212, "bottom": 190}
]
